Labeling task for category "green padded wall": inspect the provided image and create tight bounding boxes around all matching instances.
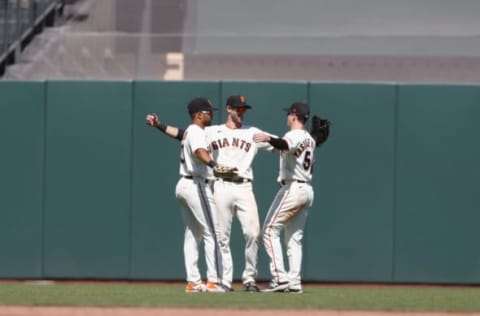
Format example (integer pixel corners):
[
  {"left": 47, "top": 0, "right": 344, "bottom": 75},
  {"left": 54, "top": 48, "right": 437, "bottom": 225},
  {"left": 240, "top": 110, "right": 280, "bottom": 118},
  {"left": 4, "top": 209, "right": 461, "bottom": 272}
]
[
  {"left": 1, "top": 80, "right": 480, "bottom": 285},
  {"left": 130, "top": 81, "right": 221, "bottom": 279},
  {"left": 395, "top": 85, "right": 480, "bottom": 284},
  {"left": 0, "top": 81, "right": 44, "bottom": 278},
  {"left": 220, "top": 81, "right": 309, "bottom": 281},
  {"left": 43, "top": 81, "right": 133, "bottom": 278},
  {"left": 307, "top": 83, "right": 396, "bottom": 282}
]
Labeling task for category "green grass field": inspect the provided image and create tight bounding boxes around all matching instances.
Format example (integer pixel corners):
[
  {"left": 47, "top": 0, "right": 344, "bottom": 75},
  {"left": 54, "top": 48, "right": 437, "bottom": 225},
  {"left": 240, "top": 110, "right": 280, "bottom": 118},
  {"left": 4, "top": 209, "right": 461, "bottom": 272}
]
[{"left": 0, "top": 282, "right": 479, "bottom": 312}]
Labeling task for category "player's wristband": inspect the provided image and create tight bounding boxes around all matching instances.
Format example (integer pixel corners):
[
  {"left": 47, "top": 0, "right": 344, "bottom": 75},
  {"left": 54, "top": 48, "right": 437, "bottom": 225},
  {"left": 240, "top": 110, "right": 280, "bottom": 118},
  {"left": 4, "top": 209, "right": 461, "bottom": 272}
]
[
  {"left": 176, "top": 129, "right": 185, "bottom": 141},
  {"left": 156, "top": 124, "right": 167, "bottom": 133},
  {"left": 268, "top": 137, "right": 289, "bottom": 150},
  {"left": 207, "top": 160, "right": 217, "bottom": 168}
]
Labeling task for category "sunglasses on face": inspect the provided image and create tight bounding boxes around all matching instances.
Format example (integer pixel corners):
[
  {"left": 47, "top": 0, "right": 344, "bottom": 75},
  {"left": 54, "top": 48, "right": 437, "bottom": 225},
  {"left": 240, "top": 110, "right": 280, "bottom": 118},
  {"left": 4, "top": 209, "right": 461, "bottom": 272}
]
[
  {"left": 201, "top": 110, "right": 212, "bottom": 115},
  {"left": 234, "top": 107, "right": 248, "bottom": 114}
]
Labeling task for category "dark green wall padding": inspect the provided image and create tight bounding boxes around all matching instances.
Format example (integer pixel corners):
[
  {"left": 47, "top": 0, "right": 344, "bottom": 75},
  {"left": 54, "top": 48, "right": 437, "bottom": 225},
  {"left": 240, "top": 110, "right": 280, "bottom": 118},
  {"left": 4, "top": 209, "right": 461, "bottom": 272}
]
[
  {"left": 0, "top": 80, "right": 479, "bottom": 284},
  {"left": 307, "top": 83, "right": 396, "bottom": 282},
  {"left": 0, "top": 81, "right": 44, "bottom": 278},
  {"left": 43, "top": 81, "right": 133, "bottom": 278},
  {"left": 394, "top": 85, "right": 480, "bottom": 284}
]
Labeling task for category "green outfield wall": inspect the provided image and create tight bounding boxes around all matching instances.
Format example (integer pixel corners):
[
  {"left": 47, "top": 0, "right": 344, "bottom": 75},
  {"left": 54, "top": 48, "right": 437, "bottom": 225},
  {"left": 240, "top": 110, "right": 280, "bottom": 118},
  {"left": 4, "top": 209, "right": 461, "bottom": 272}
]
[{"left": 0, "top": 80, "right": 479, "bottom": 284}]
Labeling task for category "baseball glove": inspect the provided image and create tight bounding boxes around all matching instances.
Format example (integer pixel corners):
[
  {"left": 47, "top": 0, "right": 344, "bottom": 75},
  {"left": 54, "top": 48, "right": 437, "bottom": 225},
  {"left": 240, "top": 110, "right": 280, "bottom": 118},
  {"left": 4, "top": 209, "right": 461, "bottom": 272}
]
[
  {"left": 310, "top": 115, "right": 330, "bottom": 147},
  {"left": 213, "top": 165, "right": 238, "bottom": 179}
]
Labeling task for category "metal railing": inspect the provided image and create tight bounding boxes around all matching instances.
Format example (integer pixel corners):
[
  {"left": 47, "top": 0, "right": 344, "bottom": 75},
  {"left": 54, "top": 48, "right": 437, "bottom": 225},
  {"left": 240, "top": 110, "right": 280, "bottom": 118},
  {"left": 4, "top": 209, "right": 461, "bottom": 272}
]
[{"left": 1, "top": 0, "right": 62, "bottom": 62}]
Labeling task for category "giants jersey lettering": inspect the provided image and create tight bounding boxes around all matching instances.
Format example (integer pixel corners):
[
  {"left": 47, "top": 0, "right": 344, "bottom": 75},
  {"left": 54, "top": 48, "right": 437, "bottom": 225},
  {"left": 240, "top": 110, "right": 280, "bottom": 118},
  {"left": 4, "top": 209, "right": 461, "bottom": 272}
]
[
  {"left": 278, "top": 129, "right": 316, "bottom": 182},
  {"left": 205, "top": 124, "right": 273, "bottom": 180},
  {"left": 179, "top": 124, "right": 210, "bottom": 178}
]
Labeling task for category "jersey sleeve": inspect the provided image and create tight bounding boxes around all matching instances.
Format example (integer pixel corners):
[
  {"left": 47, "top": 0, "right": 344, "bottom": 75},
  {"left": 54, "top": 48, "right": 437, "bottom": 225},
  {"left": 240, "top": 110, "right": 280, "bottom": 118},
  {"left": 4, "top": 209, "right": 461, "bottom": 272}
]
[
  {"left": 282, "top": 130, "right": 299, "bottom": 154},
  {"left": 188, "top": 125, "right": 208, "bottom": 152}
]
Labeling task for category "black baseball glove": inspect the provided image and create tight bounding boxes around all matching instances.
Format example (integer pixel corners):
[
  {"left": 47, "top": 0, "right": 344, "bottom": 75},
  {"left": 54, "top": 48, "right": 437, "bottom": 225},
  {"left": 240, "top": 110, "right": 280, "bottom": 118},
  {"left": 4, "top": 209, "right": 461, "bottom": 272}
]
[{"left": 310, "top": 115, "right": 330, "bottom": 147}]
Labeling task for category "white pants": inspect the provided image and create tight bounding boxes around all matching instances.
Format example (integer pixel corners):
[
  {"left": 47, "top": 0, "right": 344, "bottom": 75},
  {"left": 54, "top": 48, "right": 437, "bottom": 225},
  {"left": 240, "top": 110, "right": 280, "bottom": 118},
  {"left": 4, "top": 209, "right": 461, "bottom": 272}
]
[
  {"left": 213, "top": 180, "right": 260, "bottom": 288},
  {"left": 262, "top": 181, "right": 314, "bottom": 288},
  {"left": 175, "top": 177, "right": 223, "bottom": 285}
]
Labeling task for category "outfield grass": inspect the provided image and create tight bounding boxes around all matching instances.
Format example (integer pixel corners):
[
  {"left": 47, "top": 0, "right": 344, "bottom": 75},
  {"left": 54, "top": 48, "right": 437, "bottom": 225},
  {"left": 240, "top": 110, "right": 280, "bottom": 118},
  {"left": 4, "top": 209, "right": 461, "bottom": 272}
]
[{"left": 0, "top": 282, "right": 479, "bottom": 312}]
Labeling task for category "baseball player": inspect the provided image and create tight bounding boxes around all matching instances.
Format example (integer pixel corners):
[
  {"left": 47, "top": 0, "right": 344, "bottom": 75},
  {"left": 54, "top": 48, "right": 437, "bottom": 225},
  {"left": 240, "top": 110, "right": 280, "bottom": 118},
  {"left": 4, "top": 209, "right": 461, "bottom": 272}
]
[
  {"left": 146, "top": 97, "right": 225, "bottom": 293},
  {"left": 253, "top": 102, "right": 327, "bottom": 293},
  {"left": 147, "top": 95, "right": 274, "bottom": 292}
]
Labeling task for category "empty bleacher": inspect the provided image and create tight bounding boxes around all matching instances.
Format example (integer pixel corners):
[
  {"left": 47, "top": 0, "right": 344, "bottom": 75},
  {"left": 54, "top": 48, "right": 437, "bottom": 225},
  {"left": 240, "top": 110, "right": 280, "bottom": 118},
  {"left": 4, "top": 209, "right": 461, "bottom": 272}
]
[
  {"left": 0, "top": 0, "right": 64, "bottom": 76},
  {"left": 3, "top": 0, "right": 480, "bottom": 82}
]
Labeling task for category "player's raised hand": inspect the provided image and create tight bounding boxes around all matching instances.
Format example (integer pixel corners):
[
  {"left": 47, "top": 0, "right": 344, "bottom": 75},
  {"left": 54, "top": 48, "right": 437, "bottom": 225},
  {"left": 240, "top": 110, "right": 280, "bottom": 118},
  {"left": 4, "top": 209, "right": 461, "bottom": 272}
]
[{"left": 145, "top": 113, "right": 159, "bottom": 127}]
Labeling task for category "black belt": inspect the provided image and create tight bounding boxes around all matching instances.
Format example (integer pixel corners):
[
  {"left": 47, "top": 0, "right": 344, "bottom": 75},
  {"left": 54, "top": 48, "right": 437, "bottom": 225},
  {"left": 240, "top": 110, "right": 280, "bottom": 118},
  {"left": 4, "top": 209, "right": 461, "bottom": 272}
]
[
  {"left": 281, "top": 180, "right": 307, "bottom": 185},
  {"left": 183, "top": 176, "right": 209, "bottom": 183},
  {"left": 222, "top": 177, "right": 252, "bottom": 183}
]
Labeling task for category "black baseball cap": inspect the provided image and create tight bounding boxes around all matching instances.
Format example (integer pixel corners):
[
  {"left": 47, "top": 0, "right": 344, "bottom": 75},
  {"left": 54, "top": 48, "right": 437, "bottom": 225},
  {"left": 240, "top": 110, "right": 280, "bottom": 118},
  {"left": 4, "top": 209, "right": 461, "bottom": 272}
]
[
  {"left": 226, "top": 95, "right": 252, "bottom": 109},
  {"left": 187, "top": 97, "right": 218, "bottom": 115},
  {"left": 283, "top": 102, "right": 310, "bottom": 120}
]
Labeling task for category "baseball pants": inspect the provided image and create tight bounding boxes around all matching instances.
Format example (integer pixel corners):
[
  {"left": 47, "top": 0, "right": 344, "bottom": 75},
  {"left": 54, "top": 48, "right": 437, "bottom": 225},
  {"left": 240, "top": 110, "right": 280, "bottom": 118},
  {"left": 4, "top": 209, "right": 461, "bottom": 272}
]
[
  {"left": 262, "top": 181, "right": 314, "bottom": 288},
  {"left": 175, "top": 177, "right": 223, "bottom": 285}
]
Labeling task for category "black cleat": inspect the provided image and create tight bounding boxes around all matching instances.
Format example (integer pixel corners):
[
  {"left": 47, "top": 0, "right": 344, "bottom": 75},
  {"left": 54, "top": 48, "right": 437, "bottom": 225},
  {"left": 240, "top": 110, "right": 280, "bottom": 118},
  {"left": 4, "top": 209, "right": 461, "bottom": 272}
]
[{"left": 244, "top": 281, "right": 260, "bottom": 292}]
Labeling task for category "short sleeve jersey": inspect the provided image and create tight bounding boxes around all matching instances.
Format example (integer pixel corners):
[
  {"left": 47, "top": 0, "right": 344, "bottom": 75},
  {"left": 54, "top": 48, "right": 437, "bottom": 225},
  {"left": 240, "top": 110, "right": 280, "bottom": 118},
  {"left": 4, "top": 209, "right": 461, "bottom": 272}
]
[
  {"left": 278, "top": 129, "right": 316, "bottom": 183},
  {"left": 205, "top": 124, "right": 273, "bottom": 180},
  {"left": 179, "top": 124, "right": 209, "bottom": 178}
]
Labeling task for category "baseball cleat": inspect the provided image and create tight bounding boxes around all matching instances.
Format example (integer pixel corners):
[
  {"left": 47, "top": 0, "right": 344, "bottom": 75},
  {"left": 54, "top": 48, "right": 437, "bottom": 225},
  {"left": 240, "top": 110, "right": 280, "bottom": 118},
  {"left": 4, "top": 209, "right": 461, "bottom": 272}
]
[
  {"left": 244, "top": 281, "right": 260, "bottom": 292},
  {"left": 222, "top": 284, "right": 234, "bottom": 292},
  {"left": 206, "top": 281, "right": 227, "bottom": 293},
  {"left": 288, "top": 287, "right": 303, "bottom": 294},
  {"left": 185, "top": 282, "right": 207, "bottom": 293},
  {"left": 260, "top": 281, "right": 289, "bottom": 293}
]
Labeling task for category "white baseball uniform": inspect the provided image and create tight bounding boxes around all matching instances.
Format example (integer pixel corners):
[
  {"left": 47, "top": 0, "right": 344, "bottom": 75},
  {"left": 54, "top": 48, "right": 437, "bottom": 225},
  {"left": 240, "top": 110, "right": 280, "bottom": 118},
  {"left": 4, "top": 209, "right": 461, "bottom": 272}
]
[
  {"left": 205, "top": 124, "right": 273, "bottom": 288},
  {"left": 175, "top": 124, "right": 223, "bottom": 286},
  {"left": 262, "top": 129, "right": 315, "bottom": 291}
]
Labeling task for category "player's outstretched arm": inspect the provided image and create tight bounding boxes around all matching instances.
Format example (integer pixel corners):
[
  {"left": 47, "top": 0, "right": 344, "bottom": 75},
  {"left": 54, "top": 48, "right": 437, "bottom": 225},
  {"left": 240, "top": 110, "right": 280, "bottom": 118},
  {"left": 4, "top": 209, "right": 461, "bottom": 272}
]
[
  {"left": 254, "top": 128, "right": 279, "bottom": 152},
  {"left": 145, "top": 113, "right": 185, "bottom": 140},
  {"left": 253, "top": 132, "right": 289, "bottom": 150}
]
